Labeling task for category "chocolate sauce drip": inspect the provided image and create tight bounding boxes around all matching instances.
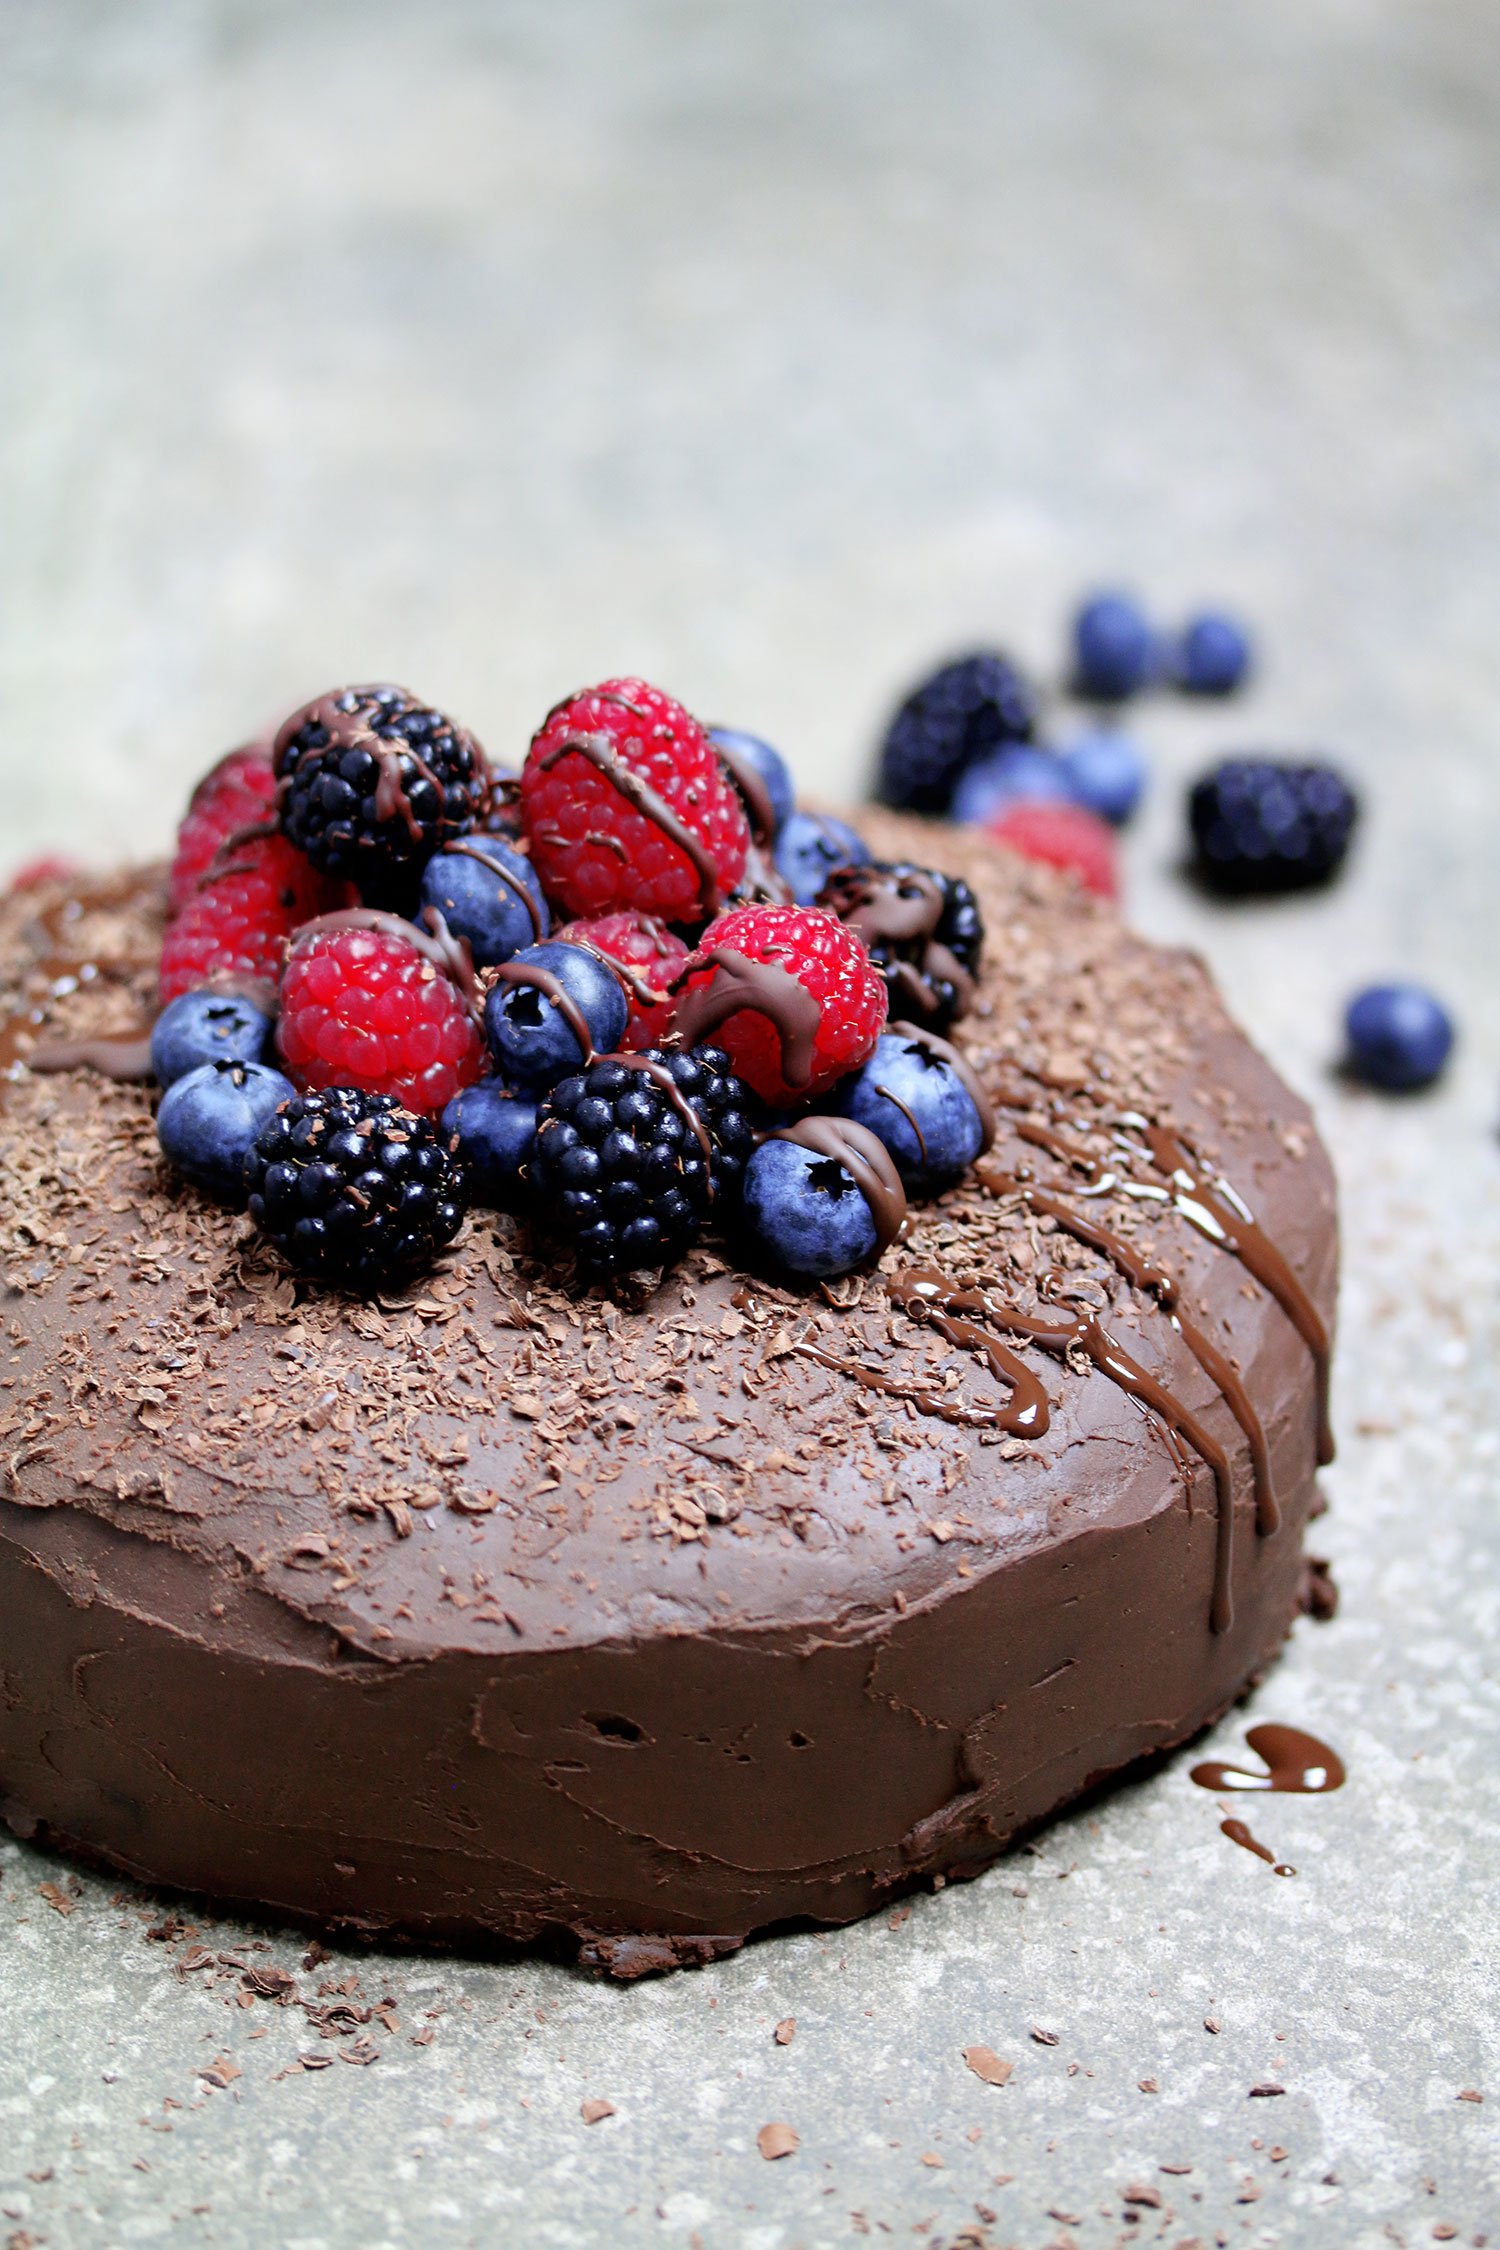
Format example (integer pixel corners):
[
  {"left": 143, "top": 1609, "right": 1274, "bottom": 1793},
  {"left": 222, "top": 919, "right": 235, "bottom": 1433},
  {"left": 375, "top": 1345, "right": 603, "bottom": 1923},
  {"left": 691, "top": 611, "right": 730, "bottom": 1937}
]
[
  {"left": 875, "top": 1085, "right": 928, "bottom": 1160},
  {"left": 26, "top": 1031, "right": 156, "bottom": 1081},
  {"left": 488, "top": 956, "right": 598, "bottom": 1069},
  {"left": 1190, "top": 1723, "right": 1345, "bottom": 1795},
  {"left": 796, "top": 1343, "right": 1021, "bottom": 1431},
  {"left": 820, "top": 867, "right": 977, "bottom": 1025},
  {"left": 196, "top": 816, "right": 280, "bottom": 891},
  {"left": 669, "top": 948, "right": 821, "bottom": 1092},
  {"left": 611, "top": 1053, "right": 716, "bottom": 1189},
  {"left": 536, "top": 728, "right": 726, "bottom": 915},
  {"left": 887, "top": 1020, "right": 996, "bottom": 1150},
  {"left": 886, "top": 1268, "right": 1051, "bottom": 1436},
  {"left": 440, "top": 837, "right": 544, "bottom": 942},
  {"left": 1220, "top": 1818, "right": 1295, "bottom": 1876},
  {"left": 0, "top": 876, "right": 162, "bottom": 1084},
  {"left": 563, "top": 921, "right": 675, "bottom": 1011},
  {"left": 710, "top": 738, "right": 777, "bottom": 848},
  {"left": 771, "top": 1116, "right": 907, "bottom": 1255},
  {"left": 273, "top": 689, "right": 489, "bottom": 847}
]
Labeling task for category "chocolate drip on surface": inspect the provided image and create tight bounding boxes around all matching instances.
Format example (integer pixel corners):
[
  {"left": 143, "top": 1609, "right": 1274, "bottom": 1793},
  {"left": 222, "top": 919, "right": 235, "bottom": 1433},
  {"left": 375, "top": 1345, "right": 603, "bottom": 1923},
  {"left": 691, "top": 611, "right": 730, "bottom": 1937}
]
[
  {"left": 1191, "top": 1723, "right": 1345, "bottom": 1795},
  {"left": 441, "top": 837, "right": 544, "bottom": 941},
  {"left": 770, "top": 1116, "right": 907, "bottom": 1255},
  {"left": 795, "top": 1343, "right": 1022, "bottom": 1431},
  {"left": 886, "top": 1268, "right": 1050, "bottom": 1436},
  {"left": 888, "top": 1020, "right": 996, "bottom": 1149},
  {"left": 0, "top": 875, "right": 163, "bottom": 1083},
  {"left": 669, "top": 948, "right": 821, "bottom": 1092},
  {"left": 26, "top": 1030, "right": 156, "bottom": 1081},
  {"left": 710, "top": 738, "right": 777, "bottom": 848},
  {"left": 537, "top": 731, "right": 726, "bottom": 914},
  {"left": 488, "top": 957, "right": 598, "bottom": 1068},
  {"left": 611, "top": 1054, "right": 715, "bottom": 1189},
  {"left": 1220, "top": 1818, "right": 1296, "bottom": 1875}
]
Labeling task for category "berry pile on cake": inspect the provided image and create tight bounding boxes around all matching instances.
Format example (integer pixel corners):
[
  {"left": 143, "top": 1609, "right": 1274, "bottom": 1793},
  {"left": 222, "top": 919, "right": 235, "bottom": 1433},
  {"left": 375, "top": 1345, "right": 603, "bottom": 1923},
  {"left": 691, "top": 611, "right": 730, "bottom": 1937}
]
[{"left": 0, "top": 675, "right": 1338, "bottom": 1972}]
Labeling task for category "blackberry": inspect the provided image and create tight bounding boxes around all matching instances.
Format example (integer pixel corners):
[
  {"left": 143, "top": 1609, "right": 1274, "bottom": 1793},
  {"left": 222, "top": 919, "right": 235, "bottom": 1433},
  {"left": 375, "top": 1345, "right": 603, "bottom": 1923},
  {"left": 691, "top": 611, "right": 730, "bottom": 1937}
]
[
  {"left": 876, "top": 652, "right": 1038, "bottom": 815},
  {"left": 246, "top": 1086, "right": 467, "bottom": 1292},
  {"left": 273, "top": 684, "right": 491, "bottom": 909},
  {"left": 1188, "top": 758, "right": 1358, "bottom": 894},
  {"left": 529, "top": 1046, "right": 760, "bottom": 1277},
  {"left": 817, "top": 861, "right": 985, "bottom": 1033}
]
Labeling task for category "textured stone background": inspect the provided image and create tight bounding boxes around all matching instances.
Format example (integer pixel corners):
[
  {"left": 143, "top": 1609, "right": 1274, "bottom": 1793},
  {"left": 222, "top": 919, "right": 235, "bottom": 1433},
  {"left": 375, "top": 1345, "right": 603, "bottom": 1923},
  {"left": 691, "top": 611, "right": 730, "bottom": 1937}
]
[{"left": 1, "top": 2, "right": 1497, "bottom": 2244}]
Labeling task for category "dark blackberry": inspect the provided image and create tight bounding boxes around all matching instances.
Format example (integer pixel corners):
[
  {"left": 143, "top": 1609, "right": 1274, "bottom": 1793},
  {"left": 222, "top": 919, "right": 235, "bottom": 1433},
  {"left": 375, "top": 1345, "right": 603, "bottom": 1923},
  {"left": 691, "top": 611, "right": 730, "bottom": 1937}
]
[
  {"left": 273, "top": 684, "right": 492, "bottom": 909},
  {"left": 817, "top": 861, "right": 985, "bottom": 1033},
  {"left": 876, "top": 652, "right": 1038, "bottom": 815},
  {"left": 1188, "top": 758, "right": 1359, "bottom": 894},
  {"left": 529, "top": 1046, "right": 760, "bottom": 1277},
  {"left": 246, "top": 1086, "right": 467, "bottom": 1292}
]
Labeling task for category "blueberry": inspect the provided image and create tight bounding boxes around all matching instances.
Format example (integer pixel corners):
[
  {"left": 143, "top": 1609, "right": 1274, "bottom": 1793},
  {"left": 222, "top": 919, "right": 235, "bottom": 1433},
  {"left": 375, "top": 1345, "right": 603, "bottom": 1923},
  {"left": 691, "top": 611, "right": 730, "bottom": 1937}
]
[
  {"left": 419, "top": 838, "right": 549, "bottom": 967},
  {"left": 740, "top": 1137, "right": 880, "bottom": 1278},
  {"left": 441, "top": 1079, "right": 539, "bottom": 1207},
  {"left": 773, "top": 811, "right": 870, "bottom": 906},
  {"left": 1175, "top": 611, "right": 1252, "bottom": 695},
  {"left": 708, "top": 726, "right": 796, "bottom": 839},
  {"left": 1072, "top": 592, "right": 1158, "bottom": 701},
  {"left": 831, "top": 1031, "right": 987, "bottom": 1195},
  {"left": 157, "top": 1060, "right": 295, "bottom": 1204},
  {"left": 150, "top": 990, "right": 273, "bottom": 1086},
  {"left": 484, "top": 939, "right": 629, "bottom": 1094},
  {"left": 1058, "top": 730, "right": 1147, "bottom": 826},
  {"left": 950, "top": 745, "right": 1076, "bottom": 827},
  {"left": 1344, "top": 984, "right": 1454, "bottom": 1092}
]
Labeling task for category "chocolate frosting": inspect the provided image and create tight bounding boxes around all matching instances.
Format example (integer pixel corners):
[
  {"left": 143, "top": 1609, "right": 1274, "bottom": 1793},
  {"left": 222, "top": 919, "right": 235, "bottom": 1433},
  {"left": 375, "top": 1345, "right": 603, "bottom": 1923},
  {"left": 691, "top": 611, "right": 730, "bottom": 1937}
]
[{"left": 0, "top": 816, "right": 1338, "bottom": 1965}]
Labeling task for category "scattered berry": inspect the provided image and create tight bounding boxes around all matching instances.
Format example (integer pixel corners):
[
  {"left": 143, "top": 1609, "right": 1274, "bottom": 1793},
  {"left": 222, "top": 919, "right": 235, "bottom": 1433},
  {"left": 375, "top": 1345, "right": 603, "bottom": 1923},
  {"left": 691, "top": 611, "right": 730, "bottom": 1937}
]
[
  {"left": 986, "top": 800, "right": 1118, "bottom": 899},
  {"left": 159, "top": 839, "right": 336, "bottom": 1007},
  {"left": 276, "top": 918, "right": 484, "bottom": 1114},
  {"left": 521, "top": 678, "right": 748, "bottom": 921},
  {"left": 832, "top": 1029, "right": 990, "bottom": 1195},
  {"left": 441, "top": 1080, "right": 538, "bottom": 1209},
  {"left": 1058, "top": 730, "right": 1147, "bottom": 826},
  {"left": 674, "top": 903, "right": 887, "bottom": 1106},
  {"left": 1344, "top": 984, "right": 1454, "bottom": 1091},
  {"left": 274, "top": 684, "right": 492, "bottom": 909},
  {"left": 1188, "top": 758, "right": 1358, "bottom": 893},
  {"left": 818, "top": 862, "right": 984, "bottom": 1033},
  {"left": 739, "top": 1127, "right": 900, "bottom": 1279},
  {"left": 1175, "top": 611, "right": 1252, "bottom": 695},
  {"left": 530, "top": 1050, "right": 729, "bottom": 1276},
  {"left": 554, "top": 912, "right": 690, "bottom": 1051},
  {"left": 151, "top": 990, "right": 273, "bottom": 1087},
  {"left": 1072, "top": 593, "right": 1157, "bottom": 701},
  {"left": 168, "top": 745, "right": 277, "bottom": 915},
  {"left": 708, "top": 726, "right": 796, "bottom": 839},
  {"left": 157, "top": 1060, "right": 294, "bottom": 1204},
  {"left": 877, "top": 652, "right": 1038, "bottom": 813},
  {"left": 484, "top": 939, "right": 630, "bottom": 1094},
  {"left": 419, "top": 837, "right": 550, "bottom": 967},
  {"left": 246, "top": 1087, "right": 466, "bottom": 1291},
  {"left": 773, "top": 810, "right": 870, "bottom": 906},
  {"left": 950, "top": 745, "right": 1076, "bottom": 827}
]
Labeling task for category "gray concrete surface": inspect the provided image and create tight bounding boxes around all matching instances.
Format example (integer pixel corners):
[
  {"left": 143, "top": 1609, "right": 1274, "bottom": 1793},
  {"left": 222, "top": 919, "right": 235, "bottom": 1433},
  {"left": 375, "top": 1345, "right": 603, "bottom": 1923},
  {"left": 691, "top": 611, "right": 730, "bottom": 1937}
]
[{"left": 2, "top": 2, "right": 1498, "bottom": 2243}]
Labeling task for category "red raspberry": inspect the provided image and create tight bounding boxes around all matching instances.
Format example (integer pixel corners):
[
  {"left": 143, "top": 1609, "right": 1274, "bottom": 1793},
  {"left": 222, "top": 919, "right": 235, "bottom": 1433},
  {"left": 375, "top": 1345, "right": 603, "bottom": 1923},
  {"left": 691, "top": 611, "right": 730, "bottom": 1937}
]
[
  {"left": 520, "top": 678, "right": 748, "bottom": 921},
  {"left": 986, "top": 800, "right": 1118, "bottom": 900},
  {"left": 276, "top": 921, "right": 485, "bottom": 1115},
  {"left": 7, "top": 855, "right": 82, "bottom": 893},
  {"left": 674, "top": 903, "right": 887, "bottom": 1106},
  {"left": 168, "top": 745, "right": 278, "bottom": 914},
  {"left": 554, "top": 911, "right": 690, "bottom": 1051}
]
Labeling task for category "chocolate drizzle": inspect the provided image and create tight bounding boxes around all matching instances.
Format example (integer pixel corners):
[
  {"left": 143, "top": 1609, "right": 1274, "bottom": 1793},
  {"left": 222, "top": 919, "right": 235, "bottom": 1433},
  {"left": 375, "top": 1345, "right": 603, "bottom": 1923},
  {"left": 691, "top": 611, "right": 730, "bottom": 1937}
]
[
  {"left": 886, "top": 1269, "right": 1051, "bottom": 1436},
  {"left": 888, "top": 1021, "right": 996, "bottom": 1150},
  {"left": 488, "top": 956, "right": 598, "bottom": 1069},
  {"left": 1191, "top": 1723, "right": 1345, "bottom": 1795},
  {"left": 1220, "top": 1819, "right": 1296, "bottom": 1876},
  {"left": 25, "top": 1030, "right": 156, "bottom": 1081},
  {"left": 290, "top": 906, "right": 482, "bottom": 1024},
  {"left": 710, "top": 737, "right": 777, "bottom": 848},
  {"left": 771, "top": 1117, "right": 907, "bottom": 1255},
  {"left": 612, "top": 1053, "right": 716, "bottom": 1191},
  {"left": 440, "top": 837, "right": 544, "bottom": 942},
  {"left": 819, "top": 865, "right": 976, "bottom": 1025},
  {"left": 537, "top": 727, "right": 727, "bottom": 915},
  {"left": 669, "top": 948, "right": 821, "bottom": 1093},
  {"left": 273, "top": 688, "right": 489, "bottom": 847}
]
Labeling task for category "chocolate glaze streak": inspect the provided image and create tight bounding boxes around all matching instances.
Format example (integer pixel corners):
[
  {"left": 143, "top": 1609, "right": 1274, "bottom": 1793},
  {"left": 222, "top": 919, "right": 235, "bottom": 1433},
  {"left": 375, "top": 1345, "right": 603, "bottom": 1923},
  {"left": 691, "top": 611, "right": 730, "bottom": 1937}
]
[
  {"left": 886, "top": 1268, "right": 1050, "bottom": 1436},
  {"left": 291, "top": 906, "right": 483, "bottom": 1026},
  {"left": 710, "top": 737, "right": 777, "bottom": 848},
  {"left": 612, "top": 1054, "right": 716, "bottom": 1193},
  {"left": 488, "top": 957, "right": 599, "bottom": 1070},
  {"left": 821, "top": 866, "right": 976, "bottom": 1021},
  {"left": 1190, "top": 1722, "right": 1345, "bottom": 1795},
  {"left": 564, "top": 929, "right": 673, "bottom": 1012},
  {"left": 888, "top": 1020, "right": 997, "bottom": 1150},
  {"left": 273, "top": 690, "right": 491, "bottom": 846},
  {"left": 26, "top": 1031, "right": 156, "bottom": 1082},
  {"left": 536, "top": 731, "right": 725, "bottom": 915},
  {"left": 771, "top": 1117, "right": 907, "bottom": 1255},
  {"left": 796, "top": 1343, "right": 1023, "bottom": 1431},
  {"left": 1220, "top": 1818, "right": 1295, "bottom": 1876},
  {"left": 669, "top": 948, "right": 821, "bottom": 1093},
  {"left": 441, "top": 837, "right": 544, "bottom": 942}
]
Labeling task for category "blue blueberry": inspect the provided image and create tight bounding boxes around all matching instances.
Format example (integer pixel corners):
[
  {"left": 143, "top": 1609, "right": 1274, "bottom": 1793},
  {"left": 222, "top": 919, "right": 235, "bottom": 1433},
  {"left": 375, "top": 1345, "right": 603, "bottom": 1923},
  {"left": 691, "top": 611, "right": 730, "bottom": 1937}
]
[
  {"left": 1058, "top": 730, "right": 1147, "bottom": 826},
  {"left": 157, "top": 1060, "right": 295, "bottom": 1204},
  {"left": 1176, "top": 611, "right": 1252, "bottom": 695},
  {"left": 1072, "top": 592, "right": 1158, "bottom": 701},
  {"left": 484, "top": 940, "right": 629, "bottom": 1094},
  {"left": 1344, "top": 984, "right": 1454, "bottom": 1092},
  {"left": 831, "top": 1030, "right": 988, "bottom": 1196},
  {"left": 950, "top": 745, "right": 1075, "bottom": 827},
  {"left": 773, "top": 811, "right": 870, "bottom": 906},
  {"left": 419, "top": 838, "right": 549, "bottom": 967},
  {"left": 150, "top": 990, "right": 273, "bottom": 1087},
  {"left": 442, "top": 1079, "right": 539, "bottom": 1207},
  {"left": 740, "top": 1137, "right": 880, "bottom": 1279},
  {"left": 708, "top": 726, "right": 796, "bottom": 839}
]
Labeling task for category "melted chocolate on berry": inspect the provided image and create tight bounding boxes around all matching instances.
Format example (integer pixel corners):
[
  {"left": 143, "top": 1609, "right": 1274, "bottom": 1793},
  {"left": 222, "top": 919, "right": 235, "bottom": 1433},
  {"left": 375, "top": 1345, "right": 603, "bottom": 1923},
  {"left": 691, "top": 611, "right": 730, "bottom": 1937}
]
[
  {"left": 487, "top": 956, "right": 600, "bottom": 1069},
  {"left": 819, "top": 863, "right": 977, "bottom": 1027},
  {"left": 535, "top": 711, "right": 729, "bottom": 916},
  {"left": 710, "top": 737, "right": 777, "bottom": 850},
  {"left": 886, "top": 1020, "right": 997, "bottom": 1150},
  {"left": 439, "top": 837, "right": 545, "bottom": 943},
  {"left": 768, "top": 1115, "right": 907, "bottom": 1255},
  {"left": 668, "top": 947, "right": 821, "bottom": 1093},
  {"left": 273, "top": 689, "right": 489, "bottom": 849}
]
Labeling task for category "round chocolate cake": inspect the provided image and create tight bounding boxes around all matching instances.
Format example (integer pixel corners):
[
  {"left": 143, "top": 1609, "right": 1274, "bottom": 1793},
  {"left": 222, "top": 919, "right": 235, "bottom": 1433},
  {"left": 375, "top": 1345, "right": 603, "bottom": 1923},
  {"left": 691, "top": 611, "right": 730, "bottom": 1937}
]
[{"left": 0, "top": 815, "right": 1336, "bottom": 1975}]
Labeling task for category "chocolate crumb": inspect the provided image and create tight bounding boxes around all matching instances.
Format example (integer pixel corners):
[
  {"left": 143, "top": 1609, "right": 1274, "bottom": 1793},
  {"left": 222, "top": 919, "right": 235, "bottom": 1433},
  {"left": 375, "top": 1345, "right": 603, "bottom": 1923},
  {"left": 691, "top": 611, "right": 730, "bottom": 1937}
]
[
  {"left": 963, "top": 2046, "right": 1014, "bottom": 2087},
  {"left": 1030, "top": 2025, "right": 1060, "bottom": 2047},
  {"left": 757, "top": 2121, "right": 800, "bottom": 2160},
  {"left": 774, "top": 2017, "right": 796, "bottom": 2046},
  {"left": 1248, "top": 2082, "right": 1286, "bottom": 2098},
  {"left": 580, "top": 2098, "right": 616, "bottom": 2124}
]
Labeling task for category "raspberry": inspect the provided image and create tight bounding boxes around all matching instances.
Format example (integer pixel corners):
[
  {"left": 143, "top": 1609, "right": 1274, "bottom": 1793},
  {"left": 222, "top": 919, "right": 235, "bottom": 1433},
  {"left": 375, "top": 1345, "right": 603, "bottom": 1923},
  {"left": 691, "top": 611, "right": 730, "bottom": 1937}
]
[
  {"left": 817, "top": 862, "right": 985, "bottom": 1033},
  {"left": 554, "top": 912, "right": 690, "bottom": 1051},
  {"left": 274, "top": 684, "right": 492, "bottom": 909},
  {"left": 7, "top": 855, "right": 82, "bottom": 894},
  {"left": 877, "top": 652, "right": 1038, "bottom": 815},
  {"left": 246, "top": 1087, "right": 467, "bottom": 1293},
  {"left": 672, "top": 902, "right": 887, "bottom": 1107},
  {"left": 276, "top": 916, "right": 485, "bottom": 1115},
  {"left": 1188, "top": 758, "right": 1357, "bottom": 893},
  {"left": 520, "top": 678, "right": 748, "bottom": 922},
  {"left": 168, "top": 745, "right": 277, "bottom": 914},
  {"left": 159, "top": 842, "right": 337, "bottom": 1006},
  {"left": 985, "top": 800, "right": 1118, "bottom": 900}
]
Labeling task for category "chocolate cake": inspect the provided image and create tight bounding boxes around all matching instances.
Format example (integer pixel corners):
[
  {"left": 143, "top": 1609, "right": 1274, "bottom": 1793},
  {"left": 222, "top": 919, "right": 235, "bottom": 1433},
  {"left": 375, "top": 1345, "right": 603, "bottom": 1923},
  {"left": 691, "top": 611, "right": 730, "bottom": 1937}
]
[{"left": 0, "top": 816, "right": 1336, "bottom": 1974}]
